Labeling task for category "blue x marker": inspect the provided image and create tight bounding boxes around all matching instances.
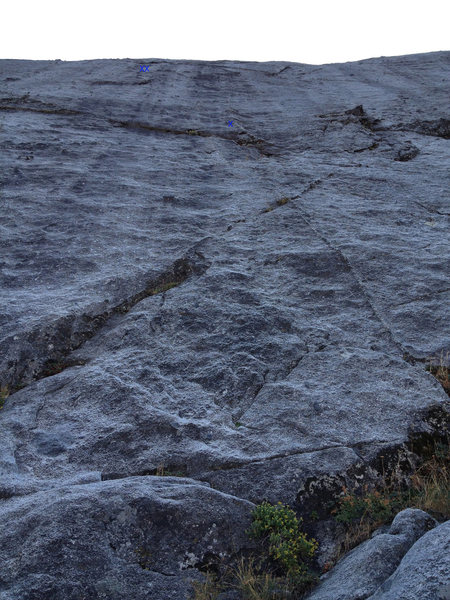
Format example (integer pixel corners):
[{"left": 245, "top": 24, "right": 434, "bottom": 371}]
[
  {"left": 140, "top": 65, "right": 150, "bottom": 72},
  {"left": 227, "top": 120, "right": 233, "bottom": 127}
]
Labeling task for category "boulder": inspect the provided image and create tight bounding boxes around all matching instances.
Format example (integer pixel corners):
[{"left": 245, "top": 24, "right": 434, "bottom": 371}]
[
  {"left": 369, "top": 519, "right": 450, "bottom": 600},
  {"left": 304, "top": 508, "right": 439, "bottom": 599},
  {"left": 0, "top": 477, "right": 254, "bottom": 600}
]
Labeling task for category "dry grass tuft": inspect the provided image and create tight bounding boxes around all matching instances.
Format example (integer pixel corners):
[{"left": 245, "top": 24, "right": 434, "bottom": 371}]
[
  {"left": 330, "top": 435, "right": 449, "bottom": 567},
  {"left": 426, "top": 350, "right": 450, "bottom": 395},
  {"left": 0, "top": 385, "right": 9, "bottom": 409},
  {"left": 191, "top": 572, "right": 222, "bottom": 600},
  {"left": 191, "top": 556, "right": 318, "bottom": 600},
  {"left": 231, "top": 556, "right": 292, "bottom": 600},
  {"left": 408, "top": 436, "right": 449, "bottom": 516}
]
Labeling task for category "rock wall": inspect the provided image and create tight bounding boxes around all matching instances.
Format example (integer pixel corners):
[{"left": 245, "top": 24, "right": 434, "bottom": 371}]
[{"left": 0, "top": 51, "right": 449, "bottom": 599}]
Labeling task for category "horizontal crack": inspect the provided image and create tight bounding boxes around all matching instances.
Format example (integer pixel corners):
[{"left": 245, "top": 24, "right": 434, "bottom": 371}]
[
  {"left": 102, "top": 463, "right": 189, "bottom": 481},
  {"left": 203, "top": 444, "right": 356, "bottom": 473},
  {"left": 0, "top": 98, "right": 274, "bottom": 156},
  {"left": 98, "top": 445, "right": 362, "bottom": 489},
  {"left": 89, "top": 80, "right": 153, "bottom": 86},
  {"left": 109, "top": 119, "right": 216, "bottom": 138},
  {"left": 391, "top": 287, "right": 450, "bottom": 307},
  {"left": 0, "top": 104, "right": 85, "bottom": 117},
  {"left": 0, "top": 97, "right": 86, "bottom": 117},
  {"left": 352, "top": 142, "right": 379, "bottom": 153},
  {"left": 6, "top": 411, "right": 447, "bottom": 502},
  {"left": 98, "top": 439, "right": 402, "bottom": 485},
  {"left": 109, "top": 119, "right": 274, "bottom": 156},
  {"left": 144, "top": 568, "right": 178, "bottom": 577},
  {"left": 377, "top": 118, "right": 450, "bottom": 140},
  {"left": 99, "top": 442, "right": 373, "bottom": 485}
]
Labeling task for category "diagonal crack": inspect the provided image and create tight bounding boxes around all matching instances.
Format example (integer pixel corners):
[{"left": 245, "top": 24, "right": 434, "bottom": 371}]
[
  {"left": 291, "top": 204, "right": 418, "bottom": 366},
  {"left": 274, "top": 66, "right": 290, "bottom": 76},
  {"left": 412, "top": 200, "right": 448, "bottom": 217},
  {"left": 2, "top": 246, "right": 211, "bottom": 393},
  {"left": 232, "top": 343, "right": 327, "bottom": 424},
  {"left": 232, "top": 368, "right": 270, "bottom": 423},
  {"left": 260, "top": 181, "right": 322, "bottom": 215},
  {"left": 352, "top": 142, "right": 380, "bottom": 153}
]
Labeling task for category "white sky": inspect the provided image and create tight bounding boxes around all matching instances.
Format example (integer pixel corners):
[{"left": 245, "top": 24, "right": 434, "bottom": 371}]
[{"left": 2, "top": 0, "right": 449, "bottom": 64}]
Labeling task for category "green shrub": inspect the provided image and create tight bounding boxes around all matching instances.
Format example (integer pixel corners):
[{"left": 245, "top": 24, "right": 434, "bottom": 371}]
[
  {"left": 333, "top": 487, "right": 409, "bottom": 525},
  {"left": 192, "top": 501, "right": 320, "bottom": 600},
  {"left": 247, "top": 501, "right": 318, "bottom": 580}
]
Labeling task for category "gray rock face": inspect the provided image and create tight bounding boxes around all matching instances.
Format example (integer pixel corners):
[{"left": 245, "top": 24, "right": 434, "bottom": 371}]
[
  {"left": 369, "top": 518, "right": 450, "bottom": 600},
  {"left": 0, "top": 477, "right": 254, "bottom": 600},
  {"left": 0, "top": 51, "right": 449, "bottom": 598},
  {"left": 305, "top": 508, "right": 439, "bottom": 599}
]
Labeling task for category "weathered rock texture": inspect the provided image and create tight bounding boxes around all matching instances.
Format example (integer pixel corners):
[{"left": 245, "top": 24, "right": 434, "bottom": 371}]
[
  {"left": 369, "top": 518, "right": 450, "bottom": 600},
  {"left": 0, "top": 51, "right": 449, "bottom": 599},
  {"left": 306, "top": 508, "right": 448, "bottom": 600}
]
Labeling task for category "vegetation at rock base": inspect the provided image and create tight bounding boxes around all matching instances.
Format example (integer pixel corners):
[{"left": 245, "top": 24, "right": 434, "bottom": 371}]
[
  {"left": 192, "top": 501, "right": 319, "bottom": 599},
  {"left": 330, "top": 435, "right": 449, "bottom": 565},
  {"left": 329, "top": 352, "right": 450, "bottom": 568},
  {"left": 192, "top": 436, "right": 449, "bottom": 598},
  {"left": 155, "top": 464, "right": 186, "bottom": 477},
  {"left": 247, "top": 501, "right": 318, "bottom": 577}
]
